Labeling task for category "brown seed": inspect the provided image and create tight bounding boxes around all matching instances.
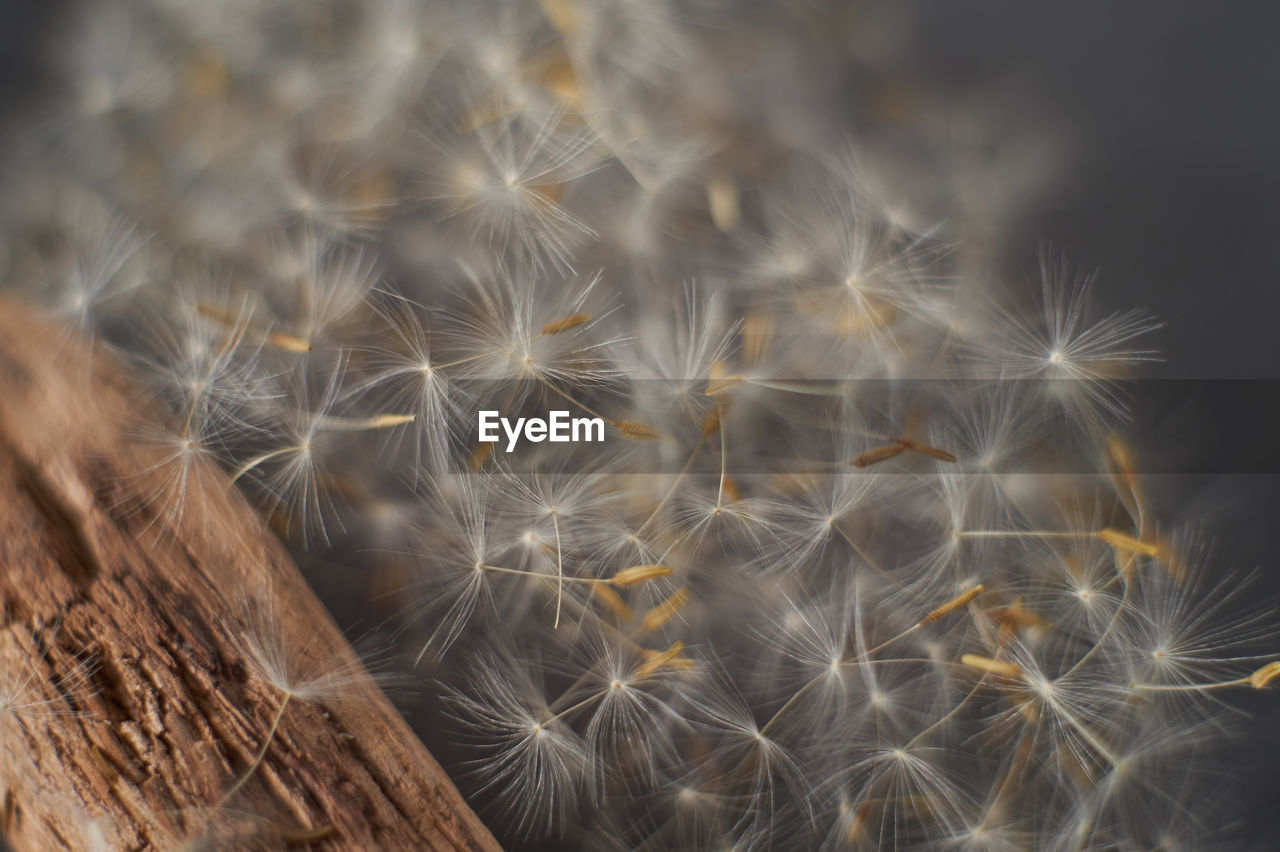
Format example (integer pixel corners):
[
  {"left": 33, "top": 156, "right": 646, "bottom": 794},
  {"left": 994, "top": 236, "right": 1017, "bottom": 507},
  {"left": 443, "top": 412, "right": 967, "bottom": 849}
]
[
  {"left": 1105, "top": 434, "right": 1138, "bottom": 489},
  {"left": 468, "top": 442, "right": 493, "bottom": 471},
  {"left": 852, "top": 445, "right": 905, "bottom": 468},
  {"left": 1096, "top": 528, "right": 1158, "bottom": 557},
  {"left": 614, "top": 421, "right": 663, "bottom": 441},
  {"left": 706, "top": 176, "right": 741, "bottom": 233},
  {"left": 1250, "top": 661, "right": 1280, "bottom": 689},
  {"left": 705, "top": 374, "right": 744, "bottom": 397},
  {"left": 701, "top": 404, "right": 725, "bottom": 438},
  {"left": 720, "top": 475, "right": 742, "bottom": 503},
  {"left": 540, "top": 313, "right": 591, "bottom": 335},
  {"left": 642, "top": 586, "right": 690, "bottom": 631},
  {"left": 920, "top": 584, "right": 984, "bottom": 624},
  {"left": 636, "top": 641, "right": 690, "bottom": 678},
  {"left": 539, "top": 0, "right": 581, "bottom": 36},
  {"left": 894, "top": 436, "right": 957, "bottom": 463},
  {"left": 742, "top": 308, "right": 773, "bottom": 367},
  {"left": 196, "top": 302, "right": 238, "bottom": 325},
  {"left": 843, "top": 802, "right": 871, "bottom": 844},
  {"left": 960, "top": 654, "right": 1023, "bottom": 679},
  {"left": 610, "top": 564, "right": 674, "bottom": 588},
  {"left": 991, "top": 600, "right": 1051, "bottom": 631},
  {"left": 594, "top": 585, "right": 633, "bottom": 622},
  {"left": 266, "top": 331, "right": 313, "bottom": 353}
]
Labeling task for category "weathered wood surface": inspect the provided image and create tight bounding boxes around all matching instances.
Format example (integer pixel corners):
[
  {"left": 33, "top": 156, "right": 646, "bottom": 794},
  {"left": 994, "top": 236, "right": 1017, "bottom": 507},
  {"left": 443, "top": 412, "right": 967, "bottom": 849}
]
[{"left": 0, "top": 298, "right": 500, "bottom": 851}]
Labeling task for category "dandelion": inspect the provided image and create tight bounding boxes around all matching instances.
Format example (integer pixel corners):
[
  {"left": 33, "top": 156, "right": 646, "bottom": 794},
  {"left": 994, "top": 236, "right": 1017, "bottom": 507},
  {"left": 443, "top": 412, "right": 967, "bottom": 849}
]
[
  {"left": 266, "top": 143, "right": 399, "bottom": 238},
  {"left": 444, "top": 653, "right": 591, "bottom": 839},
  {"left": 263, "top": 230, "right": 381, "bottom": 346},
  {"left": 345, "top": 290, "right": 473, "bottom": 471},
  {"left": 426, "top": 107, "right": 602, "bottom": 274},
  {"left": 0, "top": 628, "right": 96, "bottom": 726},
  {"left": 48, "top": 206, "right": 149, "bottom": 347},
  {"left": 231, "top": 357, "right": 413, "bottom": 545},
  {"left": 963, "top": 251, "right": 1162, "bottom": 430},
  {"left": 139, "top": 287, "right": 269, "bottom": 425},
  {"left": 1120, "top": 547, "right": 1277, "bottom": 694},
  {"left": 685, "top": 667, "right": 812, "bottom": 843},
  {"left": 215, "top": 580, "right": 386, "bottom": 838},
  {"left": 4, "top": 1, "right": 1274, "bottom": 849},
  {"left": 125, "top": 404, "right": 234, "bottom": 536},
  {"left": 444, "top": 267, "right": 622, "bottom": 397}
]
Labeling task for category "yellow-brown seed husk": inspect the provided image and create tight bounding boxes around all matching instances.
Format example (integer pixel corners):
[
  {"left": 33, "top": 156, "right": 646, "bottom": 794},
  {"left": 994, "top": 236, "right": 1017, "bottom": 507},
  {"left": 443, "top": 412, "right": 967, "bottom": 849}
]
[
  {"left": 636, "top": 641, "right": 692, "bottom": 678},
  {"left": 594, "top": 585, "right": 633, "bottom": 622},
  {"left": 541, "top": 313, "right": 591, "bottom": 335},
  {"left": 1250, "top": 661, "right": 1280, "bottom": 689},
  {"left": 742, "top": 308, "right": 773, "bottom": 367},
  {"left": 894, "top": 436, "right": 957, "bottom": 463},
  {"left": 468, "top": 442, "right": 493, "bottom": 471},
  {"left": 1096, "top": 528, "right": 1159, "bottom": 557},
  {"left": 615, "top": 421, "right": 663, "bottom": 441},
  {"left": 265, "top": 331, "right": 313, "bottom": 353},
  {"left": 610, "top": 564, "right": 674, "bottom": 588},
  {"left": 706, "top": 176, "right": 741, "bottom": 232},
  {"left": 705, "top": 374, "right": 744, "bottom": 397},
  {"left": 852, "top": 445, "right": 905, "bottom": 468},
  {"left": 960, "top": 654, "right": 1023, "bottom": 679},
  {"left": 642, "top": 586, "right": 691, "bottom": 631},
  {"left": 920, "top": 585, "right": 984, "bottom": 624}
]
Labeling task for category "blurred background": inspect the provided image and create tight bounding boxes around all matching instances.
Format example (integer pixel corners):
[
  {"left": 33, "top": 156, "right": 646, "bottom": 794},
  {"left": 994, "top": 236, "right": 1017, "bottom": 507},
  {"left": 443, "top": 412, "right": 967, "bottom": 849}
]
[{"left": 3, "top": 0, "right": 1276, "bottom": 841}]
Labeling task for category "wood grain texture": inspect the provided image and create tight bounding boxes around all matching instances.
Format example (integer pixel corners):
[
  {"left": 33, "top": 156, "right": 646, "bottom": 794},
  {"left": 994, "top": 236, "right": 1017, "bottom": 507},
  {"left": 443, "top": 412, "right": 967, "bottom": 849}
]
[{"left": 0, "top": 298, "right": 501, "bottom": 851}]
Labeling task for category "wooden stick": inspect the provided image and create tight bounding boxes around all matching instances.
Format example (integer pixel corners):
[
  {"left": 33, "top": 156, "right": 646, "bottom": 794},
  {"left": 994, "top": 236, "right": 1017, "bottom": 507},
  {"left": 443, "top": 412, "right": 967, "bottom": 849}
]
[{"left": 0, "top": 298, "right": 500, "bottom": 851}]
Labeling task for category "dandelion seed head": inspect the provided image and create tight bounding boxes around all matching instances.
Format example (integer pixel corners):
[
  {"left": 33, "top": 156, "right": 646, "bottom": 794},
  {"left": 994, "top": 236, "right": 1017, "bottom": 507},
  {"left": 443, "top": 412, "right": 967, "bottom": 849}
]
[{"left": 6, "top": 1, "right": 1271, "bottom": 848}]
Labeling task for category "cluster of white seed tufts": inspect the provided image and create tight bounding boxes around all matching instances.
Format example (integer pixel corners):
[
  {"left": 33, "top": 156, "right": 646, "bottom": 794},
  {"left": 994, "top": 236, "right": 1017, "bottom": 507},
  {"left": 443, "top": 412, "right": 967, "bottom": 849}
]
[{"left": 1, "top": 1, "right": 1275, "bottom": 849}]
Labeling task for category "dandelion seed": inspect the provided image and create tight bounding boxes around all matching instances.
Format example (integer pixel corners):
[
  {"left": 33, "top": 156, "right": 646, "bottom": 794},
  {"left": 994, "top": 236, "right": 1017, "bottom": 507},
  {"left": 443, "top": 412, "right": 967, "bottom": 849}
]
[
  {"left": 1095, "top": 528, "right": 1158, "bottom": 557},
  {"left": 741, "top": 308, "right": 774, "bottom": 368},
  {"left": 991, "top": 599, "right": 1051, "bottom": 632},
  {"left": 699, "top": 404, "right": 724, "bottom": 438},
  {"left": 9, "top": 3, "right": 1268, "bottom": 847},
  {"left": 704, "top": 374, "right": 744, "bottom": 397},
  {"left": 1249, "top": 662, "right": 1280, "bottom": 689},
  {"left": 0, "top": 630, "right": 96, "bottom": 724},
  {"left": 444, "top": 653, "right": 589, "bottom": 838},
  {"left": 959, "top": 654, "right": 1023, "bottom": 679},
  {"left": 235, "top": 583, "right": 378, "bottom": 704},
  {"left": 195, "top": 301, "right": 314, "bottom": 355},
  {"left": 642, "top": 587, "right": 691, "bottom": 632},
  {"left": 312, "top": 412, "right": 415, "bottom": 431},
  {"left": 229, "top": 361, "right": 357, "bottom": 546},
  {"left": 49, "top": 207, "right": 149, "bottom": 343},
  {"left": 426, "top": 107, "right": 601, "bottom": 274},
  {"left": 127, "top": 410, "right": 230, "bottom": 535},
  {"left": 611, "top": 564, "right": 674, "bottom": 588},
  {"left": 706, "top": 175, "right": 740, "bottom": 233},
  {"left": 893, "top": 435, "right": 958, "bottom": 463},
  {"left": 964, "top": 250, "right": 1161, "bottom": 427},
  {"left": 613, "top": 420, "right": 663, "bottom": 441},
  {"left": 265, "top": 330, "right": 313, "bottom": 353},
  {"left": 540, "top": 313, "right": 592, "bottom": 335},
  {"left": 469, "top": 442, "right": 494, "bottom": 470},
  {"left": 635, "top": 642, "right": 692, "bottom": 679},
  {"left": 593, "top": 585, "right": 633, "bottom": 622},
  {"left": 920, "top": 584, "right": 985, "bottom": 625},
  {"left": 851, "top": 444, "right": 905, "bottom": 468}
]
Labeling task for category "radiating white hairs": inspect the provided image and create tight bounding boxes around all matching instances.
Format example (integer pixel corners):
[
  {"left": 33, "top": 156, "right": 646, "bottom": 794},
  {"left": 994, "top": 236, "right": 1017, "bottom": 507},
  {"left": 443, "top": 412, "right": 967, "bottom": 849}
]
[{"left": 1, "top": 1, "right": 1273, "bottom": 850}]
